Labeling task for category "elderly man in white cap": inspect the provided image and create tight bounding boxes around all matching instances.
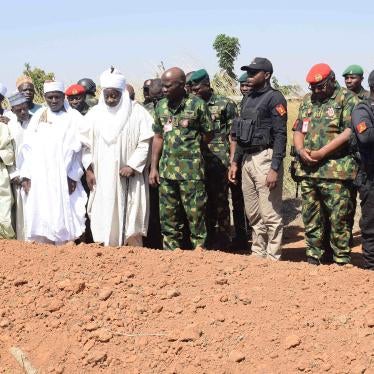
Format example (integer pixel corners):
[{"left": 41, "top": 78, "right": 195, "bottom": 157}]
[
  {"left": 83, "top": 67, "right": 154, "bottom": 247},
  {"left": 0, "top": 88, "right": 15, "bottom": 238},
  {"left": 19, "top": 81, "right": 87, "bottom": 244},
  {"left": 7, "top": 92, "right": 33, "bottom": 239}
]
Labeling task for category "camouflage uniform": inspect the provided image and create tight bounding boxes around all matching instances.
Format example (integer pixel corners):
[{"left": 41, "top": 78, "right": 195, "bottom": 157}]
[
  {"left": 357, "top": 87, "right": 370, "bottom": 100},
  {"left": 203, "top": 93, "right": 237, "bottom": 246},
  {"left": 294, "top": 85, "right": 359, "bottom": 263},
  {"left": 153, "top": 94, "right": 213, "bottom": 249},
  {"left": 86, "top": 94, "right": 98, "bottom": 108}
]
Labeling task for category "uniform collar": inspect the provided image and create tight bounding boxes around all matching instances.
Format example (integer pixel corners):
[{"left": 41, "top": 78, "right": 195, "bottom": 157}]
[{"left": 167, "top": 92, "right": 188, "bottom": 114}]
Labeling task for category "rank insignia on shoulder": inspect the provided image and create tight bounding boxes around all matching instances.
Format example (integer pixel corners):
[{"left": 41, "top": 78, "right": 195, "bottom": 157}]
[
  {"left": 356, "top": 121, "right": 368, "bottom": 134},
  {"left": 275, "top": 104, "right": 287, "bottom": 116}
]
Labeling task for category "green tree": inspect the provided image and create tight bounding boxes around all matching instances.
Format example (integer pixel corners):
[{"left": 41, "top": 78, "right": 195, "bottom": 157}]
[
  {"left": 213, "top": 34, "right": 240, "bottom": 79},
  {"left": 23, "top": 63, "right": 55, "bottom": 102}
]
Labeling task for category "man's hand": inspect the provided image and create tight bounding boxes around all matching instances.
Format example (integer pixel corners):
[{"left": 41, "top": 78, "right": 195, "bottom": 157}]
[
  {"left": 67, "top": 177, "right": 77, "bottom": 195},
  {"left": 86, "top": 169, "right": 96, "bottom": 191},
  {"left": 119, "top": 166, "right": 135, "bottom": 178},
  {"left": 149, "top": 167, "right": 160, "bottom": 187},
  {"left": 11, "top": 176, "right": 21, "bottom": 186},
  {"left": 228, "top": 162, "right": 238, "bottom": 184},
  {"left": 299, "top": 148, "right": 318, "bottom": 165},
  {"left": 265, "top": 169, "right": 278, "bottom": 190},
  {"left": 309, "top": 149, "right": 326, "bottom": 161},
  {"left": 0, "top": 116, "right": 10, "bottom": 125},
  {"left": 21, "top": 178, "right": 31, "bottom": 194}
]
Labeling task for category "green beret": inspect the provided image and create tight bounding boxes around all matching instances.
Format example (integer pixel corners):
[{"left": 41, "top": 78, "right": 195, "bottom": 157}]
[
  {"left": 342, "top": 64, "right": 364, "bottom": 76},
  {"left": 238, "top": 72, "right": 248, "bottom": 83},
  {"left": 190, "top": 69, "right": 210, "bottom": 84}
]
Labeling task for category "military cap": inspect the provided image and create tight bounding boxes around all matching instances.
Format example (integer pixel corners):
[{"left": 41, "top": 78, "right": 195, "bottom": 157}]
[
  {"left": 241, "top": 57, "right": 273, "bottom": 74},
  {"left": 65, "top": 84, "right": 85, "bottom": 96},
  {"left": 8, "top": 92, "right": 27, "bottom": 107},
  {"left": 186, "top": 71, "right": 195, "bottom": 84},
  {"left": 238, "top": 72, "right": 248, "bottom": 83},
  {"left": 190, "top": 69, "right": 210, "bottom": 84},
  {"left": 368, "top": 70, "right": 374, "bottom": 87},
  {"left": 306, "top": 63, "right": 332, "bottom": 84},
  {"left": 342, "top": 64, "right": 364, "bottom": 77}
]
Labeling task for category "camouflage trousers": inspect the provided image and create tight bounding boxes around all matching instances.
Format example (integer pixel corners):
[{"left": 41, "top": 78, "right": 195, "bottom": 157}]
[
  {"left": 159, "top": 178, "right": 207, "bottom": 250},
  {"left": 205, "top": 164, "right": 230, "bottom": 242},
  {"left": 301, "top": 178, "right": 354, "bottom": 264}
]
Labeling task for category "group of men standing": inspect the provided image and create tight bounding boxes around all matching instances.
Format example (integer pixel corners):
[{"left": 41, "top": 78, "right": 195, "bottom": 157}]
[{"left": 0, "top": 58, "right": 373, "bottom": 270}]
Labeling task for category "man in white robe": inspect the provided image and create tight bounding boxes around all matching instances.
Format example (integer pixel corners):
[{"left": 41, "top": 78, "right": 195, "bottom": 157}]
[
  {"left": 7, "top": 92, "right": 32, "bottom": 240},
  {"left": 19, "top": 81, "right": 86, "bottom": 244},
  {"left": 83, "top": 68, "right": 154, "bottom": 247}
]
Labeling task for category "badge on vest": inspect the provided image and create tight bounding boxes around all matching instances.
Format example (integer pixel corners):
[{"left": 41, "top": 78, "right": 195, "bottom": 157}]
[{"left": 302, "top": 118, "right": 310, "bottom": 133}]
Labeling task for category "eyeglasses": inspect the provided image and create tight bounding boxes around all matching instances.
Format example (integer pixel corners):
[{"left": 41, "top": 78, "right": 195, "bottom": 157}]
[{"left": 309, "top": 79, "right": 329, "bottom": 91}]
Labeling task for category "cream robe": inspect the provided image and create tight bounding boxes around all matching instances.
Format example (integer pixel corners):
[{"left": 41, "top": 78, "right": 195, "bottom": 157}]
[
  {"left": 19, "top": 107, "right": 87, "bottom": 243},
  {"left": 0, "top": 123, "right": 15, "bottom": 239},
  {"left": 8, "top": 116, "right": 31, "bottom": 240},
  {"left": 84, "top": 101, "right": 154, "bottom": 246}
]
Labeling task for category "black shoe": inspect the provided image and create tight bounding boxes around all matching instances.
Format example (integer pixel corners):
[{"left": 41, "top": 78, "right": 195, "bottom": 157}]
[{"left": 307, "top": 257, "right": 320, "bottom": 266}]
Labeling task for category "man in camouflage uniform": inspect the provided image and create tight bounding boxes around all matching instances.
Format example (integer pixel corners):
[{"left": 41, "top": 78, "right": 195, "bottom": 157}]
[
  {"left": 342, "top": 64, "right": 369, "bottom": 100},
  {"left": 149, "top": 67, "right": 214, "bottom": 250},
  {"left": 293, "top": 63, "right": 359, "bottom": 265},
  {"left": 77, "top": 78, "right": 98, "bottom": 108},
  {"left": 190, "top": 69, "right": 237, "bottom": 248},
  {"left": 238, "top": 72, "right": 250, "bottom": 97}
]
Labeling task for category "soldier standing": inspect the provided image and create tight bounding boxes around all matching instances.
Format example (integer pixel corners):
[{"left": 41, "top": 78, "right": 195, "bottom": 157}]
[
  {"left": 190, "top": 69, "right": 237, "bottom": 248},
  {"left": 228, "top": 57, "right": 287, "bottom": 260},
  {"left": 77, "top": 78, "right": 98, "bottom": 108},
  {"left": 238, "top": 72, "right": 250, "bottom": 97},
  {"left": 292, "top": 63, "right": 359, "bottom": 265},
  {"left": 149, "top": 67, "right": 214, "bottom": 250},
  {"left": 65, "top": 84, "right": 89, "bottom": 115},
  {"left": 342, "top": 64, "right": 369, "bottom": 99}
]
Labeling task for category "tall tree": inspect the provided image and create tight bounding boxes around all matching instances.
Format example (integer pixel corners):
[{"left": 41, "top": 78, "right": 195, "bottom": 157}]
[
  {"left": 23, "top": 63, "right": 55, "bottom": 101},
  {"left": 213, "top": 34, "right": 240, "bottom": 79}
]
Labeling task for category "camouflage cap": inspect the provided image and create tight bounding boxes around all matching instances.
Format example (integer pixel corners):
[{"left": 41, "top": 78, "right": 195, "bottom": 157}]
[
  {"left": 238, "top": 72, "right": 248, "bottom": 83},
  {"left": 190, "top": 69, "right": 210, "bottom": 84},
  {"left": 342, "top": 64, "right": 364, "bottom": 77}
]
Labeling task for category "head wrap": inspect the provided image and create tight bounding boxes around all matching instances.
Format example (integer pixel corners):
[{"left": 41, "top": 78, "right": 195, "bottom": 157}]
[
  {"left": 100, "top": 68, "right": 126, "bottom": 90},
  {"left": 95, "top": 67, "right": 132, "bottom": 144},
  {"left": 342, "top": 64, "right": 364, "bottom": 77},
  {"left": 8, "top": 92, "right": 28, "bottom": 107},
  {"left": 16, "top": 75, "right": 33, "bottom": 89},
  {"left": 306, "top": 63, "right": 332, "bottom": 84},
  {"left": 44, "top": 81, "right": 65, "bottom": 94},
  {"left": 0, "top": 83, "right": 7, "bottom": 97},
  {"left": 65, "top": 84, "right": 85, "bottom": 96}
]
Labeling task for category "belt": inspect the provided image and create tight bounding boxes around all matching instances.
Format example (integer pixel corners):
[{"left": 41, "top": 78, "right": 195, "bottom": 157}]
[{"left": 244, "top": 145, "right": 269, "bottom": 154}]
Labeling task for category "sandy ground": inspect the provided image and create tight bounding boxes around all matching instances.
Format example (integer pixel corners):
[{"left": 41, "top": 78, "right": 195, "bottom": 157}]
[{"left": 0, "top": 228, "right": 373, "bottom": 373}]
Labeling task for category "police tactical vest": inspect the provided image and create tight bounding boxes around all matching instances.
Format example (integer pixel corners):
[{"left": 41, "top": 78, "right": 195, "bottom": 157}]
[{"left": 234, "top": 90, "right": 273, "bottom": 148}]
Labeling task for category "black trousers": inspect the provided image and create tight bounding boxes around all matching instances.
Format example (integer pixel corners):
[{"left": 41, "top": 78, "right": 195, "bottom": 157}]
[{"left": 359, "top": 181, "right": 374, "bottom": 269}]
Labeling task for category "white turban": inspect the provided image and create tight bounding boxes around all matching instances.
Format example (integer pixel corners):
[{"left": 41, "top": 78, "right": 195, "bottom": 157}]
[
  {"left": 100, "top": 68, "right": 126, "bottom": 90},
  {"left": 43, "top": 81, "right": 65, "bottom": 94},
  {"left": 0, "top": 83, "right": 7, "bottom": 96}
]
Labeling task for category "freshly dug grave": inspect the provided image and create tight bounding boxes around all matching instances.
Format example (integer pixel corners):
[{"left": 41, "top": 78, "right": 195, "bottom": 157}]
[{"left": 0, "top": 238, "right": 373, "bottom": 374}]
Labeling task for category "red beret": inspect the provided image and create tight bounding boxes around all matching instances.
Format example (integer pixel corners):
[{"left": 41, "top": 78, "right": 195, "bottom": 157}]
[
  {"left": 306, "top": 63, "right": 332, "bottom": 84},
  {"left": 65, "top": 84, "right": 85, "bottom": 96}
]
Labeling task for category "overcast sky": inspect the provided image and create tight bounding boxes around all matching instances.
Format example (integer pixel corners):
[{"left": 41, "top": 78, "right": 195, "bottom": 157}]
[{"left": 1, "top": 0, "right": 374, "bottom": 92}]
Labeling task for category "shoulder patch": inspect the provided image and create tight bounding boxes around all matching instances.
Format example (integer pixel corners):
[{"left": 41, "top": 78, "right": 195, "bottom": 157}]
[
  {"left": 356, "top": 121, "right": 368, "bottom": 134},
  {"left": 275, "top": 104, "right": 287, "bottom": 116}
]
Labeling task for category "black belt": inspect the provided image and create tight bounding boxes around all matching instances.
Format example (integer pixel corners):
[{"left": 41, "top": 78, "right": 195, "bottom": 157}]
[{"left": 244, "top": 145, "right": 269, "bottom": 154}]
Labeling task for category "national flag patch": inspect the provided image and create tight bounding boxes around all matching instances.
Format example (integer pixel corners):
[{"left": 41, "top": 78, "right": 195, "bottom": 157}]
[
  {"left": 275, "top": 104, "right": 287, "bottom": 116},
  {"left": 356, "top": 121, "right": 368, "bottom": 134}
]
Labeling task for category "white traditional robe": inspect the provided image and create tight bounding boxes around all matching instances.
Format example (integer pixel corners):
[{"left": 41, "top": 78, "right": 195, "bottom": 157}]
[
  {"left": 0, "top": 123, "right": 15, "bottom": 239},
  {"left": 7, "top": 116, "right": 31, "bottom": 240},
  {"left": 19, "top": 106, "right": 87, "bottom": 243},
  {"left": 84, "top": 98, "right": 154, "bottom": 246}
]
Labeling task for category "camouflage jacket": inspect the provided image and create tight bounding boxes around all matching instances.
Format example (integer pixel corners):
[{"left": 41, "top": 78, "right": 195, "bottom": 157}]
[
  {"left": 293, "top": 85, "right": 359, "bottom": 180},
  {"left": 356, "top": 87, "right": 370, "bottom": 100},
  {"left": 153, "top": 93, "right": 213, "bottom": 180},
  {"left": 203, "top": 93, "right": 237, "bottom": 167}
]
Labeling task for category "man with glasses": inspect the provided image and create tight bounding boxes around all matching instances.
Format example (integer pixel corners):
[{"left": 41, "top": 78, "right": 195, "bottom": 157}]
[
  {"left": 292, "top": 63, "right": 359, "bottom": 265},
  {"left": 228, "top": 57, "right": 287, "bottom": 260}
]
